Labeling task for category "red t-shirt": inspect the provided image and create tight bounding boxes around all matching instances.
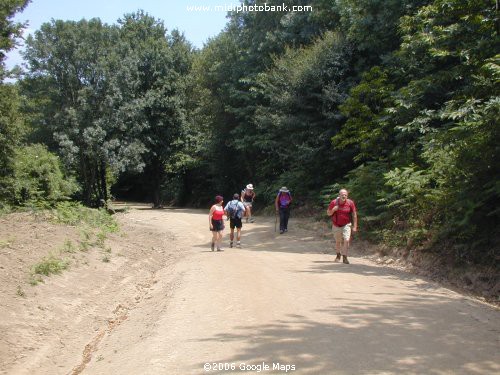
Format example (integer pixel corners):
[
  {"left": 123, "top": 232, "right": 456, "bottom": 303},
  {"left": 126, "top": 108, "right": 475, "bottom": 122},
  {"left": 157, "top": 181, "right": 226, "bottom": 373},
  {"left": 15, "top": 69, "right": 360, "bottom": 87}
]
[{"left": 328, "top": 198, "right": 356, "bottom": 227}]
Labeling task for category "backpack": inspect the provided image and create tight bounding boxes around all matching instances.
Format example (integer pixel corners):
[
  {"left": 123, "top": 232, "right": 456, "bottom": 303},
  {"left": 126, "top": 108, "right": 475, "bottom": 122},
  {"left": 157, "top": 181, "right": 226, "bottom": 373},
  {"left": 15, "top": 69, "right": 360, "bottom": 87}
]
[
  {"left": 278, "top": 191, "right": 292, "bottom": 208},
  {"left": 227, "top": 200, "right": 242, "bottom": 219}
]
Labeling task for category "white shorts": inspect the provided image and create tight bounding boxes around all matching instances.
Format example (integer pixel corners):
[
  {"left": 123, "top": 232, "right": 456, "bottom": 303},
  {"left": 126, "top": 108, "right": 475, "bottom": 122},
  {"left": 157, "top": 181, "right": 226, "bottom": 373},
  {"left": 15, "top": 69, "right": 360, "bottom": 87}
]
[
  {"left": 243, "top": 202, "right": 252, "bottom": 208},
  {"left": 333, "top": 223, "right": 352, "bottom": 242}
]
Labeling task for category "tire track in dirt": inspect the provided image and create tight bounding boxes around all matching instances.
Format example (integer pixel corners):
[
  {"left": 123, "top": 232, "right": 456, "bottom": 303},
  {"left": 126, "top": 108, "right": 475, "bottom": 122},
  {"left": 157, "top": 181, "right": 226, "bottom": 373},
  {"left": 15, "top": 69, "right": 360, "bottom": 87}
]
[
  {"left": 70, "top": 277, "right": 155, "bottom": 375},
  {"left": 70, "top": 207, "right": 193, "bottom": 375}
]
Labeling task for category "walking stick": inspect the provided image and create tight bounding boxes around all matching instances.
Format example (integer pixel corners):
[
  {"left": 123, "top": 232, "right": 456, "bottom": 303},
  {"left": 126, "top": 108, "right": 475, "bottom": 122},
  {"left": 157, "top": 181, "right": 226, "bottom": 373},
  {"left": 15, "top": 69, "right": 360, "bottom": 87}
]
[{"left": 274, "top": 210, "right": 278, "bottom": 232}]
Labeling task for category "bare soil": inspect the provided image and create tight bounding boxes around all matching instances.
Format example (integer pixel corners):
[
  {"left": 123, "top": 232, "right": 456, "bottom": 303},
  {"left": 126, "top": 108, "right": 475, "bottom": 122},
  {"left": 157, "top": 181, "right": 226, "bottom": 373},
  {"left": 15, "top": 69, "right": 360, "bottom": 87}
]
[{"left": 1, "top": 204, "right": 499, "bottom": 375}]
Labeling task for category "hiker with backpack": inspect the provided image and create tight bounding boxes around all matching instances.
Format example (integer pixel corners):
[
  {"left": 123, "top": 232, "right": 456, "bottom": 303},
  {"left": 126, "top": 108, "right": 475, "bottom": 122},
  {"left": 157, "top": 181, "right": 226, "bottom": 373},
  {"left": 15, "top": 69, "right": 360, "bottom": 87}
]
[
  {"left": 224, "top": 193, "right": 246, "bottom": 248},
  {"left": 241, "top": 183, "right": 256, "bottom": 223},
  {"left": 327, "top": 188, "right": 358, "bottom": 264},
  {"left": 275, "top": 187, "right": 292, "bottom": 234}
]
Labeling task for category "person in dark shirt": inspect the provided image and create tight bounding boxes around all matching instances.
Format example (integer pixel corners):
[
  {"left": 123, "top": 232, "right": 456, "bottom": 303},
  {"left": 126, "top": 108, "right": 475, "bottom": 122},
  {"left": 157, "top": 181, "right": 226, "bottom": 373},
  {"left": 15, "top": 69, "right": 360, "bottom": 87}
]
[
  {"left": 241, "top": 184, "right": 256, "bottom": 223},
  {"left": 275, "top": 187, "right": 292, "bottom": 234}
]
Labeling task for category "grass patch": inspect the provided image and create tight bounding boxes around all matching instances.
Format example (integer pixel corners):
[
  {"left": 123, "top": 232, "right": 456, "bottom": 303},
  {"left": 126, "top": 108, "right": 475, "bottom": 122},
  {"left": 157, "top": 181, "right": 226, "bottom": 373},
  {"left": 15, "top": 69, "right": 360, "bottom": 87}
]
[
  {"left": 51, "top": 202, "right": 119, "bottom": 233},
  {"left": 95, "top": 230, "right": 107, "bottom": 248},
  {"left": 32, "top": 254, "right": 69, "bottom": 276},
  {"left": 0, "top": 237, "right": 14, "bottom": 249},
  {"left": 78, "top": 230, "right": 92, "bottom": 251},
  {"left": 0, "top": 202, "right": 12, "bottom": 216},
  {"left": 51, "top": 202, "right": 119, "bottom": 256},
  {"left": 61, "top": 239, "right": 76, "bottom": 253},
  {"left": 29, "top": 275, "right": 43, "bottom": 285},
  {"left": 16, "top": 286, "right": 26, "bottom": 297},
  {"left": 79, "top": 240, "right": 90, "bottom": 252}
]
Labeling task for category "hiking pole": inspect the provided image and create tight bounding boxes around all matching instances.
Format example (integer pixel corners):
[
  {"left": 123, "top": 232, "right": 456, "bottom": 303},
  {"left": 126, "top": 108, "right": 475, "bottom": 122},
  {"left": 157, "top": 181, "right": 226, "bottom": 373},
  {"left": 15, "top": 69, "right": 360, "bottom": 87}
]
[{"left": 274, "top": 210, "right": 277, "bottom": 232}]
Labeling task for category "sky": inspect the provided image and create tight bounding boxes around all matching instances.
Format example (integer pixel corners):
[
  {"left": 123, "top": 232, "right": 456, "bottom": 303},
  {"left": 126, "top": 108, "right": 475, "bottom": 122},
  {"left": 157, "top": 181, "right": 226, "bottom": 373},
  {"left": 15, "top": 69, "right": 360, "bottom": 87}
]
[{"left": 6, "top": 0, "right": 232, "bottom": 70}]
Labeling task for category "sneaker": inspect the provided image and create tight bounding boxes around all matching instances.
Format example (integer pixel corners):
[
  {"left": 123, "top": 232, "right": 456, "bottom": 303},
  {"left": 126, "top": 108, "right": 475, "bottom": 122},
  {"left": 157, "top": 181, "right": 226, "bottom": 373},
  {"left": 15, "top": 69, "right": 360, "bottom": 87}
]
[
  {"left": 343, "top": 255, "right": 350, "bottom": 264},
  {"left": 246, "top": 218, "right": 249, "bottom": 223},
  {"left": 284, "top": 228, "right": 288, "bottom": 232},
  {"left": 230, "top": 241, "right": 233, "bottom": 248},
  {"left": 211, "top": 242, "right": 215, "bottom": 251},
  {"left": 217, "top": 247, "right": 222, "bottom": 252},
  {"left": 334, "top": 253, "right": 341, "bottom": 262},
  {"left": 236, "top": 241, "right": 241, "bottom": 248},
  {"left": 280, "top": 230, "right": 284, "bottom": 234},
  {"left": 249, "top": 218, "right": 255, "bottom": 223}
]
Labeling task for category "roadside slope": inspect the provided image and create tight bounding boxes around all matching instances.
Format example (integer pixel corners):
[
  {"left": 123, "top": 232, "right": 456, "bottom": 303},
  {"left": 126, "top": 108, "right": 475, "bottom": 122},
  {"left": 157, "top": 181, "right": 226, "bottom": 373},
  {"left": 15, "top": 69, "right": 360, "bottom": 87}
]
[{"left": 0, "top": 207, "right": 188, "bottom": 375}]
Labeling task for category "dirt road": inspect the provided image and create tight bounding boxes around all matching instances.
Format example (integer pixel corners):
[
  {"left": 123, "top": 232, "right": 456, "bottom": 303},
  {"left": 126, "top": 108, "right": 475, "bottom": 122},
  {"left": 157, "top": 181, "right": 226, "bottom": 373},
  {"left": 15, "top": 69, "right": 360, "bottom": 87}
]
[{"left": 2, "top": 206, "right": 499, "bottom": 374}]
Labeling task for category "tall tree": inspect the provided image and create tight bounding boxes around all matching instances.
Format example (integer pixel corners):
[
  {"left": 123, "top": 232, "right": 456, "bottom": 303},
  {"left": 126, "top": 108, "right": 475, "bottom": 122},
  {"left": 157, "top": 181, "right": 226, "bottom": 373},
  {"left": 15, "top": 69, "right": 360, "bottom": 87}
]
[
  {"left": 189, "top": 32, "right": 245, "bottom": 198},
  {"left": 22, "top": 19, "right": 122, "bottom": 205},
  {"left": 336, "top": 0, "right": 429, "bottom": 66},
  {"left": 113, "top": 11, "right": 193, "bottom": 207},
  {"left": 0, "top": 83, "right": 25, "bottom": 199},
  {"left": 251, "top": 31, "right": 356, "bottom": 197},
  {"left": 0, "top": 0, "right": 29, "bottom": 201},
  {"left": 191, "top": 0, "right": 337, "bottom": 200},
  {"left": 0, "top": 0, "right": 30, "bottom": 79}
]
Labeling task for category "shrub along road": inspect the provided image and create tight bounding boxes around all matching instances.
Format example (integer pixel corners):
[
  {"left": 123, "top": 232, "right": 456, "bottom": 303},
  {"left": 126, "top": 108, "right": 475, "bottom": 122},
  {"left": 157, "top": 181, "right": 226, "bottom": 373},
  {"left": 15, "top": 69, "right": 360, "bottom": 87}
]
[{"left": 1, "top": 205, "right": 499, "bottom": 374}]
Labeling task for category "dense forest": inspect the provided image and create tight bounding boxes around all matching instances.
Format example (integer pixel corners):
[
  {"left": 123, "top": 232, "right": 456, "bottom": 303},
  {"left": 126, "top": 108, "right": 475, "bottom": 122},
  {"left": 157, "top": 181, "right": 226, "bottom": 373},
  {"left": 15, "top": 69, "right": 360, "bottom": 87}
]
[{"left": 1, "top": 0, "right": 499, "bottom": 265}]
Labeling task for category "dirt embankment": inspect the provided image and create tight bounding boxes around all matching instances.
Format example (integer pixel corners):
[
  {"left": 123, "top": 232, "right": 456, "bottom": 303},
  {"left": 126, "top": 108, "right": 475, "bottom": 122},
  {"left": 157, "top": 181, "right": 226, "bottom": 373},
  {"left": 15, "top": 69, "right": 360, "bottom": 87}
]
[{"left": 0, "top": 208, "right": 187, "bottom": 375}]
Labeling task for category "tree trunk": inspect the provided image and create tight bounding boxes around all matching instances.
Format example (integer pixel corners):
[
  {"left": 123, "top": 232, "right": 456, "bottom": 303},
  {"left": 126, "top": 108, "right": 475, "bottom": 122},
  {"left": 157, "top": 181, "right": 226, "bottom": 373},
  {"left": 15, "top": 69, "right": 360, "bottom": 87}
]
[
  {"left": 150, "top": 157, "right": 163, "bottom": 208},
  {"left": 102, "top": 163, "right": 108, "bottom": 202},
  {"left": 98, "top": 162, "right": 108, "bottom": 202},
  {"left": 81, "top": 155, "right": 92, "bottom": 207}
]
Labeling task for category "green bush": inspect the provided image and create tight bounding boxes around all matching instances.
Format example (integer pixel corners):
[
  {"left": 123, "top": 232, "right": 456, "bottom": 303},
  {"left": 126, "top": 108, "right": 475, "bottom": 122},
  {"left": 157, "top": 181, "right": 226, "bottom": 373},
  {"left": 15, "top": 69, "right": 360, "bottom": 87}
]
[
  {"left": 0, "top": 201, "right": 12, "bottom": 215},
  {"left": 7, "top": 144, "right": 79, "bottom": 206}
]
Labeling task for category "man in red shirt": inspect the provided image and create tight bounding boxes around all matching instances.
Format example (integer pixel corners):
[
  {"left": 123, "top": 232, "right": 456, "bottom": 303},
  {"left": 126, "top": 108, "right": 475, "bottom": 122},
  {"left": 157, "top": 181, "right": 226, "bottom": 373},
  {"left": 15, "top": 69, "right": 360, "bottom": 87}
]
[{"left": 327, "top": 188, "right": 358, "bottom": 264}]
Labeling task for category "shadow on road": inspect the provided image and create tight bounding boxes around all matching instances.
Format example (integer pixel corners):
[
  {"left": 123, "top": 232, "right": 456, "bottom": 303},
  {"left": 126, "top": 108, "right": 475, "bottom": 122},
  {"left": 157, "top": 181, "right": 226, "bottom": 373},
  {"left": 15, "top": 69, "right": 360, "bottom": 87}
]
[{"left": 193, "top": 293, "right": 499, "bottom": 374}]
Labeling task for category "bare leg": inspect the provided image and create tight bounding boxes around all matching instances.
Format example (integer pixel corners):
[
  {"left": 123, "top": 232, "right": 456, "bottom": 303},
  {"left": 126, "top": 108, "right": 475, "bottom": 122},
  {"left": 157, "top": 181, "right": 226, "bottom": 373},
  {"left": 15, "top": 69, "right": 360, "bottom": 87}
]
[
  {"left": 334, "top": 238, "right": 342, "bottom": 262},
  {"left": 338, "top": 239, "right": 346, "bottom": 256},
  {"left": 216, "top": 231, "right": 223, "bottom": 250},
  {"left": 229, "top": 228, "right": 235, "bottom": 247},
  {"left": 341, "top": 229, "right": 351, "bottom": 263},
  {"left": 247, "top": 206, "right": 254, "bottom": 222},
  {"left": 211, "top": 231, "right": 217, "bottom": 251},
  {"left": 342, "top": 239, "right": 351, "bottom": 256}
]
